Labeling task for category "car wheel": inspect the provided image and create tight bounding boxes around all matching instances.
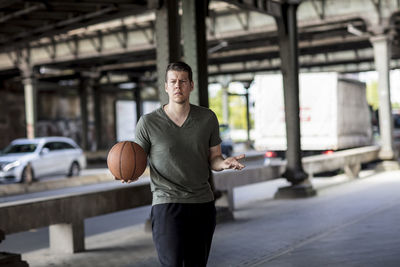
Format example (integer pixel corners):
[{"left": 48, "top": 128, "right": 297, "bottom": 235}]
[
  {"left": 68, "top": 162, "right": 80, "bottom": 177},
  {"left": 20, "top": 165, "right": 34, "bottom": 183}
]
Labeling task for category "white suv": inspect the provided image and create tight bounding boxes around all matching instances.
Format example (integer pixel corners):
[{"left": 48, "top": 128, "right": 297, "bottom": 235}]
[{"left": 0, "top": 137, "right": 86, "bottom": 183}]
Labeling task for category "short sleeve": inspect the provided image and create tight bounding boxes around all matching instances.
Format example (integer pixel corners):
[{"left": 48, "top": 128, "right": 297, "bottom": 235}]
[
  {"left": 135, "top": 116, "right": 150, "bottom": 155},
  {"left": 209, "top": 112, "right": 222, "bottom": 147}
]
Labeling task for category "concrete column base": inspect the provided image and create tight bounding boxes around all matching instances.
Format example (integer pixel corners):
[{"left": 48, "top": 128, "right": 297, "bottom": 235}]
[
  {"left": 50, "top": 221, "right": 85, "bottom": 253},
  {"left": 214, "top": 190, "right": 234, "bottom": 211},
  {"left": 344, "top": 163, "right": 361, "bottom": 178},
  {"left": 1, "top": 229, "right": 29, "bottom": 267},
  {"left": 274, "top": 184, "right": 317, "bottom": 199},
  {"left": 0, "top": 252, "right": 29, "bottom": 267},
  {"left": 375, "top": 160, "right": 400, "bottom": 171},
  {"left": 144, "top": 218, "right": 152, "bottom": 233},
  {"left": 216, "top": 206, "right": 234, "bottom": 224},
  {"left": 214, "top": 189, "right": 235, "bottom": 223}
]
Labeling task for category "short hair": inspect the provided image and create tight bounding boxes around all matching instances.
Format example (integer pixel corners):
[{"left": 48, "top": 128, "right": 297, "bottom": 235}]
[{"left": 165, "top": 61, "right": 193, "bottom": 82}]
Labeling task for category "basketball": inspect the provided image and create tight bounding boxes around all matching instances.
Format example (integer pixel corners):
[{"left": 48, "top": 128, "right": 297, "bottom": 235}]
[{"left": 107, "top": 141, "right": 147, "bottom": 181}]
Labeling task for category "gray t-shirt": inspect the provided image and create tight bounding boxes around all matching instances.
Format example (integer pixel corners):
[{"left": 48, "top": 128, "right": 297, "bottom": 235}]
[{"left": 135, "top": 104, "right": 222, "bottom": 205}]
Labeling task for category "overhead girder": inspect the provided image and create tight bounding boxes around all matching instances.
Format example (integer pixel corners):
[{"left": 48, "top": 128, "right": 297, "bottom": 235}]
[
  {"left": 0, "top": 13, "right": 373, "bottom": 71},
  {"left": 0, "top": 0, "right": 399, "bottom": 77},
  {"left": 0, "top": 1, "right": 149, "bottom": 53}
]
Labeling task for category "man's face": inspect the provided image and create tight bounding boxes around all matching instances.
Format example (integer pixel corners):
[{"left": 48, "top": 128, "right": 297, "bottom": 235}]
[{"left": 165, "top": 70, "right": 194, "bottom": 104}]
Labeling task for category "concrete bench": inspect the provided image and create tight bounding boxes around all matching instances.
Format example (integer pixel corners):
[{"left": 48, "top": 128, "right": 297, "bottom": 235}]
[
  {"left": 213, "top": 146, "right": 380, "bottom": 211},
  {"left": 0, "top": 182, "right": 152, "bottom": 253}
]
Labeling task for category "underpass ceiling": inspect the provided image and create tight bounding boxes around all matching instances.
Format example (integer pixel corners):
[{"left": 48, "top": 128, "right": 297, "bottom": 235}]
[
  {"left": 0, "top": 0, "right": 400, "bottom": 80},
  {"left": 0, "top": 0, "right": 149, "bottom": 52}
]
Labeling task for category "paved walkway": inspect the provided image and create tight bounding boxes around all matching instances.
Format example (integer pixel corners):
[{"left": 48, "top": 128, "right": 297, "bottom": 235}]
[{"left": 21, "top": 169, "right": 400, "bottom": 266}]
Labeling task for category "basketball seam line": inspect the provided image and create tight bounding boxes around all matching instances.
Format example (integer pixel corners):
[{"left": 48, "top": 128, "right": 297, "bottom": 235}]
[
  {"left": 130, "top": 142, "right": 137, "bottom": 180},
  {"left": 119, "top": 141, "right": 127, "bottom": 180}
]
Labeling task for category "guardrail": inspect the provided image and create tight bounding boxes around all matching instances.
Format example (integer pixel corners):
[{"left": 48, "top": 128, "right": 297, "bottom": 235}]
[{"left": 0, "top": 146, "right": 381, "bottom": 254}]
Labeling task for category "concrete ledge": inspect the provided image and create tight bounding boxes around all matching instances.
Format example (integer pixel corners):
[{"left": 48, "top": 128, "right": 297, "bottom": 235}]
[
  {"left": 0, "top": 182, "right": 152, "bottom": 235},
  {"left": 213, "top": 146, "right": 380, "bottom": 212},
  {"left": 213, "top": 164, "right": 284, "bottom": 190},
  {"left": 0, "top": 168, "right": 150, "bottom": 197},
  {"left": 0, "top": 174, "right": 112, "bottom": 197},
  {"left": 302, "top": 145, "right": 380, "bottom": 176}
]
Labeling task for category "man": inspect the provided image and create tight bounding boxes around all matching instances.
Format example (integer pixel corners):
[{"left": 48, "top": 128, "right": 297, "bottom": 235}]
[{"left": 131, "top": 62, "right": 244, "bottom": 266}]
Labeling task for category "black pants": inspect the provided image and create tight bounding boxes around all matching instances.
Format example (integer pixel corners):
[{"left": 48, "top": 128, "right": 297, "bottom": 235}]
[{"left": 151, "top": 201, "right": 216, "bottom": 267}]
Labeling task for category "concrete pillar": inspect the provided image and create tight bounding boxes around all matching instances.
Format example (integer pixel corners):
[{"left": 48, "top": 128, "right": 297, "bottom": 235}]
[
  {"left": 182, "top": 0, "right": 209, "bottom": 107},
  {"left": 19, "top": 52, "right": 37, "bottom": 139},
  {"left": 94, "top": 82, "right": 102, "bottom": 149},
  {"left": 22, "top": 76, "right": 37, "bottom": 139},
  {"left": 79, "top": 73, "right": 99, "bottom": 151},
  {"left": 49, "top": 221, "right": 85, "bottom": 253},
  {"left": 370, "top": 35, "right": 395, "bottom": 160},
  {"left": 154, "top": 0, "right": 181, "bottom": 105}
]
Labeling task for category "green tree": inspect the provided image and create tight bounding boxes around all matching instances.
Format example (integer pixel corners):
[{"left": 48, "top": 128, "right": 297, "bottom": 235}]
[
  {"left": 366, "top": 81, "right": 379, "bottom": 111},
  {"left": 229, "top": 95, "right": 247, "bottom": 129},
  {"left": 209, "top": 86, "right": 251, "bottom": 129},
  {"left": 209, "top": 88, "right": 223, "bottom": 122}
]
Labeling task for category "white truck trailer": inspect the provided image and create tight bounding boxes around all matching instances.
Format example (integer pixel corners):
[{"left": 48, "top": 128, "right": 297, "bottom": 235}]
[{"left": 253, "top": 72, "right": 373, "bottom": 157}]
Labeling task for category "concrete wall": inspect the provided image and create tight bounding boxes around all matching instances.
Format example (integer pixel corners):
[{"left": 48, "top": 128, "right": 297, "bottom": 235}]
[
  {"left": 0, "top": 76, "right": 137, "bottom": 150},
  {"left": 0, "top": 78, "right": 26, "bottom": 149},
  {"left": 37, "top": 90, "right": 83, "bottom": 145}
]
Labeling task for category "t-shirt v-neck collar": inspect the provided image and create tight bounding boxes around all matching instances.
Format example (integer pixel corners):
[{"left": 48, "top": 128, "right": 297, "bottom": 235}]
[{"left": 161, "top": 104, "right": 192, "bottom": 128}]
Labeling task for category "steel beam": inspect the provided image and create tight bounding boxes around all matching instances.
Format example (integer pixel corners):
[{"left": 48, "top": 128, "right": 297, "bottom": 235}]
[
  {"left": 275, "top": 3, "right": 309, "bottom": 185},
  {"left": 220, "top": 0, "right": 283, "bottom": 17},
  {"left": 153, "top": 0, "right": 181, "bottom": 105},
  {"left": 182, "top": 0, "right": 209, "bottom": 107}
]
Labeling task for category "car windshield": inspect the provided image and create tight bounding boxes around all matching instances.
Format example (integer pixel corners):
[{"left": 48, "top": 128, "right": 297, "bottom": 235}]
[{"left": 2, "top": 144, "right": 38, "bottom": 154}]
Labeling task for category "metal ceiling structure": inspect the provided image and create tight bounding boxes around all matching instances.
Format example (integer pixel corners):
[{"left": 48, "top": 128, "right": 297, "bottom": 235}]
[
  {"left": 0, "top": 0, "right": 149, "bottom": 52},
  {"left": 0, "top": 0, "right": 399, "bottom": 79}
]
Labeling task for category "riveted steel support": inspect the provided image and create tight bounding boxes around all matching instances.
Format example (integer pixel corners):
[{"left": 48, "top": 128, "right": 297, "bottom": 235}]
[
  {"left": 154, "top": 0, "right": 181, "bottom": 105},
  {"left": 275, "top": 3, "right": 311, "bottom": 189},
  {"left": 93, "top": 79, "right": 102, "bottom": 149},
  {"left": 79, "top": 73, "right": 99, "bottom": 151},
  {"left": 182, "top": 0, "right": 209, "bottom": 107}
]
